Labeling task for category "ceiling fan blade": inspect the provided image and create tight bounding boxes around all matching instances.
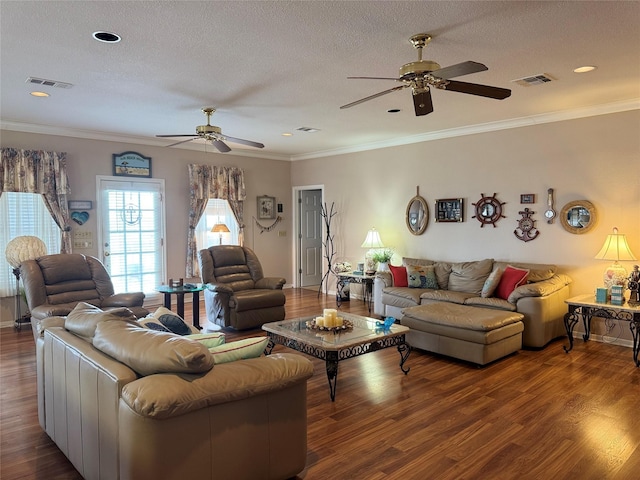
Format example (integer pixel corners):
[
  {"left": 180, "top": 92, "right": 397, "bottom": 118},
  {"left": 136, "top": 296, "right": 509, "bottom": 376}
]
[
  {"left": 156, "top": 134, "right": 197, "bottom": 138},
  {"left": 224, "top": 135, "right": 265, "bottom": 149},
  {"left": 340, "top": 85, "right": 408, "bottom": 109},
  {"left": 211, "top": 139, "right": 231, "bottom": 153},
  {"left": 347, "top": 76, "right": 402, "bottom": 81},
  {"left": 431, "top": 61, "right": 488, "bottom": 80},
  {"left": 161, "top": 137, "right": 199, "bottom": 147},
  {"left": 440, "top": 80, "right": 511, "bottom": 99},
  {"left": 413, "top": 90, "right": 434, "bottom": 116}
]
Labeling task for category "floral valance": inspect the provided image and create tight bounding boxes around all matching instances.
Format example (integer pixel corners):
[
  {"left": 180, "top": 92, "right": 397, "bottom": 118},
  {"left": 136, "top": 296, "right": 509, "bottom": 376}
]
[
  {"left": 1, "top": 148, "right": 70, "bottom": 195},
  {"left": 188, "top": 164, "right": 245, "bottom": 201}
]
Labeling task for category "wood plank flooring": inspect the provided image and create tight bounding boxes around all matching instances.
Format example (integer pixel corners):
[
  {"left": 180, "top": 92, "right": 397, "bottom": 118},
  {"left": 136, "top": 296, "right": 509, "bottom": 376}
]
[{"left": 1, "top": 288, "right": 639, "bottom": 479}]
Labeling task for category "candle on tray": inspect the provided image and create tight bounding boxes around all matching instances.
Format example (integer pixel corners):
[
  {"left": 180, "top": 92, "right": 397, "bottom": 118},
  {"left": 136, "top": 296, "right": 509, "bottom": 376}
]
[
  {"left": 315, "top": 316, "right": 325, "bottom": 327},
  {"left": 335, "top": 316, "right": 344, "bottom": 327}
]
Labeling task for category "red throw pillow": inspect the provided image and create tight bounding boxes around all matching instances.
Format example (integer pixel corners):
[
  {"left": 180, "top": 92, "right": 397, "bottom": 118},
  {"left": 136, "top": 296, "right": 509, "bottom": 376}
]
[
  {"left": 389, "top": 264, "right": 408, "bottom": 287},
  {"left": 495, "top": 265, "right": 529, "bottom": 300}
]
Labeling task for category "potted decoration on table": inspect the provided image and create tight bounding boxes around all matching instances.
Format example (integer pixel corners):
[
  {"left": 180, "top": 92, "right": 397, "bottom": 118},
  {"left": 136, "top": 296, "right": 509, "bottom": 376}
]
[{"left": 372, "top": 248, "right": 394, "bottom": 272}]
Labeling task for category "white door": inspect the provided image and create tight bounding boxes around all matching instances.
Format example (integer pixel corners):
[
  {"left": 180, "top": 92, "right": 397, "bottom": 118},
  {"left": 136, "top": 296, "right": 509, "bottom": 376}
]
[
  {"left": 97, "top": 177, "right": 166, "bottom": 298},
  {"left": 298, "top": 189, "right": 323, "bottom": 287}
]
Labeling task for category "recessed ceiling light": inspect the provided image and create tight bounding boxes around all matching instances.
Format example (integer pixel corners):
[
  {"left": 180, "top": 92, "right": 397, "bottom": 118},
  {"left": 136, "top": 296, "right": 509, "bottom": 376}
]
[
  {"left": 387, "top": 109, "right": 401, "bottom": 113},
  {"left": 30, "top": 91, "right": 50, "bottom": 97},
  {"left": 281, "top": 132, "right": 293, "bottom": 137},
  {"left": 573, "top": 65, "right": 596, "bottom": 73},
  {"left": 93, "top": 31, "right": 121, "bottom": 43}
]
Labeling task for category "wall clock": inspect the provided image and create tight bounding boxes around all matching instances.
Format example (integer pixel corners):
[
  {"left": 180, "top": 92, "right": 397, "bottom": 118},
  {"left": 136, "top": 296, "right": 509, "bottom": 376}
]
[
  {"left": 514, "top": 208, "right": 540, "bottom": 242},
  {"left": 472, "top": 193, "right": 505, "bottom": 227}
]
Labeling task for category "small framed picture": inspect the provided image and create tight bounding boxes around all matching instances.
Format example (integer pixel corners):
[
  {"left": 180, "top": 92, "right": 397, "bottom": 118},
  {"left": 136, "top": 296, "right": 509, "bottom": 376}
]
[
  {"left": 257, "top": 195, "right": 276, "bottom": 219},
  {"left": 435, "top": 198, "right": 464, "bottom": 222},
  {"left": 113, "top": 151, "right": 151, "bottom": 178},
  {"left": 520, "top": 194, "right": 535, "bottom": 204}
]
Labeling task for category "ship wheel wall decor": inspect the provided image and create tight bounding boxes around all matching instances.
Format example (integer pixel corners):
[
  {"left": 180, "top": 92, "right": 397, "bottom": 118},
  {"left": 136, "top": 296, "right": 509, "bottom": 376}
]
[{"left": 472, "top": 193, "right": 505, "bottom": 227}]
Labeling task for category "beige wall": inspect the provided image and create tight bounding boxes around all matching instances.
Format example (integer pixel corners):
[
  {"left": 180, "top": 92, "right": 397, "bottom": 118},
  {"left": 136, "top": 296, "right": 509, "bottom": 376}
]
[
  {"left": 291, "top": 110, "right": 640, "bottom": 306},
  {"left": 0, "top": 131, "right": 292, "bottom": 287},
  {"left": 2, "top": 110, "right": 639, "bottom": 339}
]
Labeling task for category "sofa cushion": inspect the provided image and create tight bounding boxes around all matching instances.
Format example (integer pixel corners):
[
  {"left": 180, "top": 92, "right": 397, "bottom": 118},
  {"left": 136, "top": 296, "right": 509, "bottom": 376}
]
[
  {"left": 208, "top": 337, "right": 269, "bottom": 364},
  {"left": 65, "top": 302, "right": 138, "bottom": 340},
  {"left": 464, "top": 296, "right": 517, "bottom": 311},
  {"left": 447, "top": 259, "right": 494, "bottom": 295},
  {"left": 93, "top": 320, "right": 214, "bottom": 376},
  {"left": 406, "top": 265, "right": 438, "bottom": 289},
  {"left": 481, "top": 268, "right": 503, "bottom": 298},
  {"left": 420, "top": 290, "right": 476, "bottom": 305},
  {"left": 138, "top": 317, "right": 172, "bottom": 332},
  {"left": 381, "top": 287, "right": 424, "bottom": 309},
  {"left": 493, "top": 261, "right": 556, "bottom": 283},
  {"left": 149, "top": 306, "right": 199, "bottom": 335},
  {"left": 389, "top": 264, "right": 408, "bottom": 287},
  {"left": 185, "top": 332, "right": 226, "bottom": 348},
  {"left": 495, "top": 265, "right": 530, "bottom": 300}
]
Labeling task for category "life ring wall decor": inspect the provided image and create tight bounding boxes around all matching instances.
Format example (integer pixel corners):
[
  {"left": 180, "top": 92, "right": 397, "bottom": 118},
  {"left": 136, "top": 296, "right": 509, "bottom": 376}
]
[{"left": 254, "top": 215, "right": 282, "bottom": 234}]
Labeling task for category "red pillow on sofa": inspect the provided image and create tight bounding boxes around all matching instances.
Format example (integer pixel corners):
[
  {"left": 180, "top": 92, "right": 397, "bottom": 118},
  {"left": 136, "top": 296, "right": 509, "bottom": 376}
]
[
  {"left": 495, "top": 265, "right": 529, "bottom": 300},
  {"left": 389, "top": 264, "right": 408, "bottom": 287}
]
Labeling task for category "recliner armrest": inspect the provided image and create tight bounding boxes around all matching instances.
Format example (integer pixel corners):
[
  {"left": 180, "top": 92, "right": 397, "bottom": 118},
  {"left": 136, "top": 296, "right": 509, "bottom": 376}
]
[
  {"left": 206, "top": 283, "right": 234, "bottom": 295},
  {"left": 102, "top": 292, "right": 145, "bottom": 307},
  {"left": 31, "top": 304, "right": 74, "bottom": 320},
  {"left": 255, "top": 277, "right": 286, "bottom": 290}
]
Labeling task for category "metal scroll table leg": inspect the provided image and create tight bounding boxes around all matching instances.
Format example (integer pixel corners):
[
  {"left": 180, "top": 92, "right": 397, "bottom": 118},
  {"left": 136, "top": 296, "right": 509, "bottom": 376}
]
[
  {"left": 264, "top": 337, "right": 275, "bottom": 355},
  {"left": 563, "top": 310, "right": 579, "bottom": 353},
  {"left": 397, "top": 342, "right": 411, "bottom": 374},
  {"left": 325, "top": 351, "right": 339, "bottom": 402},
  {"left": 336, "top": 279, "right": 346, "bottom": 308},
  {"left": 630, "top": 320, "right": 640, "bottom": 367}
]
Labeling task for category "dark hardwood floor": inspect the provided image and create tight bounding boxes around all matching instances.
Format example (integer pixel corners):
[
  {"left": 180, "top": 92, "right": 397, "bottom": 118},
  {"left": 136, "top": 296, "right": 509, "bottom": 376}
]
[{"left": 1, "top": 288, "right": 639, "bottom": 479}]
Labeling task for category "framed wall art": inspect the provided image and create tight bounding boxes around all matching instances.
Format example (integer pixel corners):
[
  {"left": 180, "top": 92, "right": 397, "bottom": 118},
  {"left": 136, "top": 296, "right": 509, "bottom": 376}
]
[
  {"left": 435, "top": 198, "right": 464, "bottom": 223},
  {"left": 257, "top": 195, "right": 276, "bottom": 219},
  {"left": 113, "top": 151, "right": 152, "bottom": 178},
  {"left": 520, "top": 194, "right": 535, "bottom": 204}
]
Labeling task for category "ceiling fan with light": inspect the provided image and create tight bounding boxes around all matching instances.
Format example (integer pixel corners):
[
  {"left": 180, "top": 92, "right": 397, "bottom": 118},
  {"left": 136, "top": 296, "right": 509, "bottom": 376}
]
[
  {"left": 156, "top": 107, "right": 264, "bottom": 153},
  {"left": 340, "top": 33, "right": 511, "bottom": 116}
]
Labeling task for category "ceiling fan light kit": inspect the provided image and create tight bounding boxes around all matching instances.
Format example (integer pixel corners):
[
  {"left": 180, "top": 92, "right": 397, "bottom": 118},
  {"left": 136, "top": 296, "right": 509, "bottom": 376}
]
[
  {"left": 157, "top": 107, "right": 264, "bottom": 153},
  {"left": 341, "top": 33, "right": 512, "bottom": 117}
]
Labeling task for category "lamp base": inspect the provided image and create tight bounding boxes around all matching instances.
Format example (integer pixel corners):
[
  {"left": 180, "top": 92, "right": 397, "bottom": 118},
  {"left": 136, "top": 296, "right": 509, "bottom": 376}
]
[{"left": 603, "top": 262, "right": 628, "bottom": 289}]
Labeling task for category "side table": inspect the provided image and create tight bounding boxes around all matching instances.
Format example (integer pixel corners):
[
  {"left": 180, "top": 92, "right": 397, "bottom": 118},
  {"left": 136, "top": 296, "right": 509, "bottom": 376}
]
[
  {"left": 336, "top": 272, "right": 375, "bottom": 314},
  {"left": 156, "top": 284, "right": 205, "bottom": 329},
  {"left": 564, "top": 293, "right": 640, "bottom": 366}
]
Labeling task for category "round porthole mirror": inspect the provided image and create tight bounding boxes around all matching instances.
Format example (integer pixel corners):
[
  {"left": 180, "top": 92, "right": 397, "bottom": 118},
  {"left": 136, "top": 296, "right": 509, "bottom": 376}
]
[
  {"left": 560, "top": 200, "right": 597, "bottom": 234},
  {"left": 406, "top": 188, "right": 429, "bottom": 235}
]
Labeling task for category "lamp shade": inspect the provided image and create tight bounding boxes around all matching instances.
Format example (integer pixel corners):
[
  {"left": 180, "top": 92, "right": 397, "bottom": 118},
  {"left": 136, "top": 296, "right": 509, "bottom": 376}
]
[
  {"left": 361, "top": 228, "right": 384, "bottom": 249},
  {"left": 594, "top": 227, "right": 637, "bottom": 261},
  {"left": 5, "top": 236, "right": 47, "bottom": 268},
  {"left": 595, "top": 227, "right": 637, "bottom": 288},
  {"left": 211, "top": 223, "right": 230, "bottom": 233}
]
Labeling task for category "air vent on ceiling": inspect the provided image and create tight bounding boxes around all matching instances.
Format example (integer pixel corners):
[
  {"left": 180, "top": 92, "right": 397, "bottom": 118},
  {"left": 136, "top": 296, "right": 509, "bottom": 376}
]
[
  {"left": 296, "top": 127, "right": 320, "bottom": 133},
  {"left": 25, "top": 77, "right": 74, "bottom": 89},
  {"left": 511, "top": 73, "right": 554, "bottom": 87}
]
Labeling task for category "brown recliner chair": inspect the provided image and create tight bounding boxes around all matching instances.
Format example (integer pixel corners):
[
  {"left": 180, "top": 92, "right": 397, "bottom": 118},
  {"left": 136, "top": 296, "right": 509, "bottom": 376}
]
[
  {"left": 20, "top": 253, "right": 148, "bottom": 334},
  {"left": 198, "top": 245, "right": 286, "bottom": 330}
]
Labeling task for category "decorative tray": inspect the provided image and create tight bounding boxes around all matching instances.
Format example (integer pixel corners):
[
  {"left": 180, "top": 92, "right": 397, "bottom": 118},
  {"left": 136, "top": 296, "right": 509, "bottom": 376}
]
[{"left": 306, "top": 319, "right": 354, "bottom": 332}]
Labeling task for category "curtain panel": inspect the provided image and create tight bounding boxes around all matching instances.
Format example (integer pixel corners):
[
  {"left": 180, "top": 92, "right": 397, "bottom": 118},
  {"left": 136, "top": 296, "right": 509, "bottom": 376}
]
[
  {"left": 0, "top": 148, "right": 72, "bottom": 252},
  {"left": 186, "top": 164, "right": 246, "bottom": 277}
]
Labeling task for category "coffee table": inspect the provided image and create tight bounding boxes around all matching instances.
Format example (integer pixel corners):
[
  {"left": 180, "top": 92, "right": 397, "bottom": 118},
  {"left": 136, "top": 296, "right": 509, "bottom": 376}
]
[{"left": 262, "top": 313, "right": 411, "bottom": 401}]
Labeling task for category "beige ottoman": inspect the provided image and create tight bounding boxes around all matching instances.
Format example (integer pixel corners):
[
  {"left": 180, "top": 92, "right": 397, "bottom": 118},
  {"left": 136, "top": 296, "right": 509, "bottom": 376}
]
[{"left": 401, "top": 303, "right": 524, "bottom": 365}]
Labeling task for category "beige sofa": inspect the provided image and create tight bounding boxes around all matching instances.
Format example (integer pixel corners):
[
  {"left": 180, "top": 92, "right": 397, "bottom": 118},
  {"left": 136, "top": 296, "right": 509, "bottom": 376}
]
[
  {"left": 374, "top": 257, "right": 572, "bottom": 349},
  {"left": 33, "top": 306, "right": 314, "bottom": 480}
]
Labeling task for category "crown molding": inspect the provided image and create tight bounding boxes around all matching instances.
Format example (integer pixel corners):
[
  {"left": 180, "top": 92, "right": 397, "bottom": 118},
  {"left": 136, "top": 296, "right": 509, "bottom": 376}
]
[{"left": 2, "top": 99, "right": 638, "bottom": 162}]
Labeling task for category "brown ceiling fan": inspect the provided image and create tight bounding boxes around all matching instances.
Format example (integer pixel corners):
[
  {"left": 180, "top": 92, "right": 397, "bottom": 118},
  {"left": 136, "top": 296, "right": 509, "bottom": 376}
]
[
  {"left": 340, "top": 33, "right": 511, "bottom": 116},
  {"left": 156, "top": 107, "right": 264, "bottom": 153}
]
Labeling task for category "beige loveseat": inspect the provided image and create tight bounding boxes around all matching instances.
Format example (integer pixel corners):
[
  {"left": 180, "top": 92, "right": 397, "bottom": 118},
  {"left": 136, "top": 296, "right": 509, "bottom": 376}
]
[
  {"left": 374, "top": 258, "right": 572, "bottom": 349},
  {"left": 33, "top": 305, "right": 314, "bottom": 480}
]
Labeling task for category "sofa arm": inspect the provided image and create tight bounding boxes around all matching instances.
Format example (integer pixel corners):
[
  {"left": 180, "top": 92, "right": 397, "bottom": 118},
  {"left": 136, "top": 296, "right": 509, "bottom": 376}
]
[
  {"left": 121, "top": 353, "right": 313, "bottom": 419},
  {"left": 375, "top": 271, "right": 393, "bottom": 288},
  {"left": 102, "top": 292, "right": 145, "bottom": 308},
  {"left": 508, "top": 274, "right": 572, "bottom": 304},
  {"left": 255, "top": 277, "right": 286, "bottom": 290},
  {"left": 373, "top": 272, "right": 392, "bottom": 316}
]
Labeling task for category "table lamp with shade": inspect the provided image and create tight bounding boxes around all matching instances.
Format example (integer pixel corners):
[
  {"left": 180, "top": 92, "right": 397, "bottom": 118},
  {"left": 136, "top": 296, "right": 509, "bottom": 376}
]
[
  {"left": 594, "top": 227, "right": 637, "bottom": 289},
  {"left": 361, "top": 228, "right": 384, "bottom": 275},
  {"left": 211, "top": 223, "right": 230, "bottom": 245},
  {"left": 4, "top": 235, "right": 47, "bottom": 330}
]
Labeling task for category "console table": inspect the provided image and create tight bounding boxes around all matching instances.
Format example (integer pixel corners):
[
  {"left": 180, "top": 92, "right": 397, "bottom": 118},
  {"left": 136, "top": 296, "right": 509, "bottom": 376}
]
[
  {"left": 156, "top": 284, "right": 205, "bottom": 329},
  {"left": 564, "top": 294, "right": 640, "bottom": 366},
  {"left": 336, "top": 272, "right": 374, "bottom": 314}
]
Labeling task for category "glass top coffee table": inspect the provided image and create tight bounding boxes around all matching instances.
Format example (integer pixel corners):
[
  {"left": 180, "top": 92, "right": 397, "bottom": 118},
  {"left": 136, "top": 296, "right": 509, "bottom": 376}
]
[{"left": 262, "top": 313, "right": 411, "bottom": 401}]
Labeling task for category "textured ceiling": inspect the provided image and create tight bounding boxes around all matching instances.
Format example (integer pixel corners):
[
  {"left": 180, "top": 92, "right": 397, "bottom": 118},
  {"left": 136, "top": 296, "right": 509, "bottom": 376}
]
[{"left": 1, "top": 1, "right": 639, "bottom": 160}]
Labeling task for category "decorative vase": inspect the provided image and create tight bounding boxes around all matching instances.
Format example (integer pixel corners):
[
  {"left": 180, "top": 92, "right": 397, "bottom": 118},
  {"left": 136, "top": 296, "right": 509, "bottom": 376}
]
[{"left": 377, "top": 262, "right": 389, "bottom": 272}]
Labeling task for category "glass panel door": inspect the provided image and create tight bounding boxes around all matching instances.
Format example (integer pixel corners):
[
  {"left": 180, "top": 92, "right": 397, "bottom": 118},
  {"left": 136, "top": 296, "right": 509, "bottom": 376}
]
[{"left": 97, "top": 177, "right": 165, "bottom": 298}]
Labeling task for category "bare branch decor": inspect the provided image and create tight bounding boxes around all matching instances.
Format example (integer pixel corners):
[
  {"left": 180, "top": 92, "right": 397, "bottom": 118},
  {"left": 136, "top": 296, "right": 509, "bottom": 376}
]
[{"left": 319, "top": 202, "right": 337, "bottom": 297}]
